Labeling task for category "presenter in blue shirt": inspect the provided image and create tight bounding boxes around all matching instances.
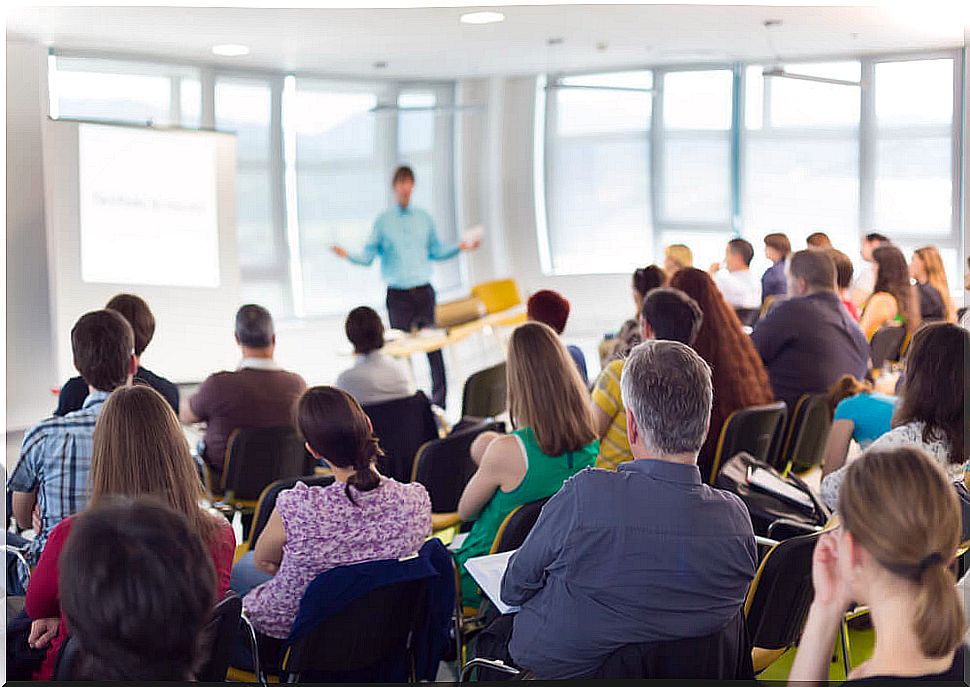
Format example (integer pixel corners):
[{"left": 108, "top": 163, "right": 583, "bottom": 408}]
[{"left": 331, "top": 166, "right": 480, "bottom": 408}]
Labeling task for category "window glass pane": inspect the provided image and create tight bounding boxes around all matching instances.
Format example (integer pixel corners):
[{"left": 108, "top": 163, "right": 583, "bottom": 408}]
[
  {"left": 555, "top": 71, "right": 652, "bottom": 136},
  {"left": 662, "top": 70, "right": 732, "bottom": 130},
  {"left": 215, "top": 80, "right": 272, "bottom": 162},
  {"left": 765, "top": 62, "right": 860, "bottom": 128},
  {"left": 294, "top": 88, "right": 377, "bottom": 161},
  {"left": 398, "top": 91, "right": 435, "bottom": 154},
  {"left": 875, "top": 59, "right": 952, "bottom": 126},
  {"left": 236, "top": 168, "right": 278, "bottom": 269},
  {"left": 53, "top": 69, "right": 172, "bottom": 125},
  {"left": 180, "top": 78, "right": 201, "bottom": 128}
]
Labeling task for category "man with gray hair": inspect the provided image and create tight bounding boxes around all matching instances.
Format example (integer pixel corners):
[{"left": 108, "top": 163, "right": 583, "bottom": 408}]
[
  {"left": 182, "top": 304, "right": 306, "bottom": 477},
  {"left": 500, "top": 340, "right": 757, "bottom": 680}
]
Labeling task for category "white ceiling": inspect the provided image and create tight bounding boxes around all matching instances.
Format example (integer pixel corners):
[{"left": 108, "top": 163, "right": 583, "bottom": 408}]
[{"left": 7, "top": 3, "right": 966, "bottom": 79}]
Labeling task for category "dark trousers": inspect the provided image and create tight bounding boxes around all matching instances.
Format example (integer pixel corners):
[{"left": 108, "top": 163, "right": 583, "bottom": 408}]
[{"left": 386, "top": 284, "right": 447, "bottom": 408}]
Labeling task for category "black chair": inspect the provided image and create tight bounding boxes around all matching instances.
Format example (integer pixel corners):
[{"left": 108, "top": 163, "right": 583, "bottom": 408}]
[
  {"left": 778, "top": 393, "right": 832, "bottom": 475},
  {"left": 411, "top": 420, "right": 505, "bottom": 533},
  {"left": 489, "top": 496, "right": 551, "bottom": 555},
  {"left": 279, "top": 578, "right": 430, "bottom": 683},
  {"left": 237, "top": 474, "right": 336, "bottom": 560},
  {"left": 461, "top": 362, "right": 507, "bottom": 420},
  {"left": 869, "top": 324, "right": 907, "bottom": 371},
  {"left": 363, "top": 391, "right": 439, "bottom": 483},
  {"left": 196, "top": 592, "right": 243, "bottom": 682},
  {"left": 707, "top": 401, "right": 788, "bottom": 483},
  {"left": 735, "top": 308, "right": 761, "bottom": 328},
  {"left": 744, "top": 530, "right": 822, "bottom": 673}
]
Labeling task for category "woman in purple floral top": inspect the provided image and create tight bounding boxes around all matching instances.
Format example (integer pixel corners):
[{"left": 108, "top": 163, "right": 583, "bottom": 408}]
[{"left": 241, "top": 386, "right": 431, "bottom": 640}]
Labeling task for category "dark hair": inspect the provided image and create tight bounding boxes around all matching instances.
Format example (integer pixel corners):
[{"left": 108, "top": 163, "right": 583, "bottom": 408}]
[
  {"left": 297, "top": 386, "right": 383, "bottom": 502},
  {"left": 527, "top": 289, "right": 571, "bottom": 334},
  {"left": 71, "top": 310, "right": 134, "bottom": 392},
  {"left": 727, "top": 238, "right": 754, "bottom": 266},
  {"left": 641, "top": 287, "right": 704, "bottom": 346},
  {"left": 345, "top": 306, "right": 385, "bottom": 354},
  {"left": 894, "top": 322, "right": 967, "bottom": 466},
  {"left": 789, "top": 249, "right": 836, "bottom": 292},
  {"left": 632, "top": 265, "right": 667, "bottom": 297},
  {"left": 234, "top": 304, "right": 275, "bottom": 348},
  {"left": 764, "top": 233, "right": 791, "bottom": 258},
  {"left": 806, "top": 232, "right": 833, "bottom": 249},
  {"left": 392, "top": 165, "right": 415, "bottom": 186},
  {"left": 872, "top": 245, "right": 920, "bottom": 333},
  {"left": 105, "top": 294, "right": 155, "bottom": 357},
  {"left": 828, "top": 248, "right": 855, "bottom": 290},
  {"left": 826, "top": 373, "right": 872, "bottom": 414},
  {"left": 60, "top": 497, "right": 215, "bottom": 681},
  {"left": 865, "top": 232, "right": 890, "bottom": 244}
]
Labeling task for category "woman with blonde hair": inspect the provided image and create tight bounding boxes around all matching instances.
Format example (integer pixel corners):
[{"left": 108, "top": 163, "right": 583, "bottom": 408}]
[
  {"left": 910, "top": 246, "right": 956, "bottom": 323},
  {"left": 25, "top": 384, "right": 235, "bottom": 681},
  {"left": 790, "top": 446, "right": 966, "bottom": 683},
  {"left": 663, "top": 244, "right": 693, "bottom": 277},
  {"left": 453, "top": 322, "right": 599, "bottom": 608}
]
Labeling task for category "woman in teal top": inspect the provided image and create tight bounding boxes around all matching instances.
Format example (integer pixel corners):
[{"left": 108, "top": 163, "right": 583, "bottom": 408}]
[
  {"left": 454, "top": 322, "right": 599, "bottom": 609},
  {"left": 821, "top": 374, "right": 897, "bottom": 481}
]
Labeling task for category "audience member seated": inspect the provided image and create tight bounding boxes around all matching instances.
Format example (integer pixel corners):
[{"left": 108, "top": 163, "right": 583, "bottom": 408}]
[
  {"left": 6, "top": 309, "right": 135, "bottom": 594},
  {"left": 790, "top": 447, "right": 966, "bottom": 683},
  {"left": 24, "top": 385, "right": 235, "bottom": 681},
  {"left": 828, "top": 248, "right": 861, "bottom": 320},
  {"left": 181, "top": 304, "right": 307, "bottom": 478},
  {"left": 761, "top": 233, "right": 791, "bottom": 303},
  {"left": 806, "top": 231, "right": 833, "bottom": 250},
  {"left": 501, "top": 340, "right": 757, "bottom": 680},
  {"left": 963, "top": 257, "right": 970, "bottom": 329},
  {"left": 669, "top": 268, "right": 775, "bottom": 481},
  {"left": 858, "top": 245, "right": 921, "bottom": 340},
  {"left": 821, "top": 322, "right": 967, "bottom": 510},
  {"left": 54, "top": 294, "right": 179, "bottom": 416},
  {"left": 237, "top": 386, "right": 430, "bottom": 654},
  {"left": 821, "top": 375, "right": 897, "bottom": 482},
  {"left": 709, "top": 238, "right": 762, "bottom": 310},
  {"left": 663, "top": 243, "right": 693, "bottom": 278},
  {"left": 850, "top": 232, "right": 890, "bottom": 310},
  {"left": 751, "top": 250, "right": 869, "bottom": 411},
  {"left": 591, "top": 288, "right": 703, "bottom": 470},
  {"left": 335, "top": 306, "right": 415, "bottom": 405},
  {"left": 453, "top": 322, "right": 598, "bottom": 609},
  {"left": 599, "top": 265, "right": 667, "bottom": 367},
  {"left": 911, "top": 246, "right": 956, "bottom": 323},
  {"left": 57, "top": 498, "right": 217, "bottom": 681},
  {"left": 526, "top": 289, "right": 589, "bottom": 385}
]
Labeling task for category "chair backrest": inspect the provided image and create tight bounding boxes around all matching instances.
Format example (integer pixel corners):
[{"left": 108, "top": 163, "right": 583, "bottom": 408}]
[
  {"left": 708, "top": 402, "right": 788, "bottom": 483},
  {"left": 590, "top": 610, "right": 753, "bottom": 679},
  {"left": 869, "top": 324, "right": 907, "bottom": 370},
  {"left": 470, "top": 278, "right": 521, "bottom": 314},
  {"left": 735, "top": 307, "right": 761, "bottom": 327},
  {"left": 363, "top": 391, "right": 439, "bottom": 483},
  {"left": 744, "top": 531, "right": 821, "bottom": 650},
  {"left": 461, "top": 362, "right": 507, "bottom": 419},
  {"left": 778, "top": 394, "right": 833, "bottom": 475},
  {"left": 247, "top": 474, "right": 336, "bottom": 552},
  {"left": 222, "top": 426, "right": 315, "bottom": 502},
  {"left": 489, "top": 496, "right": 551, "bottom": 554},
  {"left": 196, "top": 592, "right": 243, "bottom": 682},
  {"left": 411, "top": 421, "right": 505, "bottom": 513},
  {"left": 281, "top": 577, "right": 429, "bottom": 679}
]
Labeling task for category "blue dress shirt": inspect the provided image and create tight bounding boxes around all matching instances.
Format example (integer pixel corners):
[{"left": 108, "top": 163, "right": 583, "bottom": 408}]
[
  {"left": 500, "top": 459, "right": 757, "bottom": 680},
  {"left": 348, "top": 204, "right": 459, "bottom": 290},
  {"left": 761, "top": 259, "right": 789, "bottom": 303}
]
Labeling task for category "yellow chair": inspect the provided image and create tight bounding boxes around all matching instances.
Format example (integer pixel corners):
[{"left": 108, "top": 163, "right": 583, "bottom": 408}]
[{"left": 471, "top": 278, "right": 522, "bottom": 314}]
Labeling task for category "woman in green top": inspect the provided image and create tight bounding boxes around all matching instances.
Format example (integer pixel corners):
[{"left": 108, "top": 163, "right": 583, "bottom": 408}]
[{"left": 454, "top": 322, "right": 599, "bottom": 609}]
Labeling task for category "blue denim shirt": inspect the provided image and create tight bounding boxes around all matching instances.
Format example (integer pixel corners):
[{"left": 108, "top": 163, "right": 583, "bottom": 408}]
[{"left": 501, "top": 459, "right": 757, "bottom": 680}]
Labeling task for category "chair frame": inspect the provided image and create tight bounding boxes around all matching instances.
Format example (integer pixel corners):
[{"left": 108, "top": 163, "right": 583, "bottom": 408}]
[{"left": 708, "top": 401, "right": 788, "bottom": 484}]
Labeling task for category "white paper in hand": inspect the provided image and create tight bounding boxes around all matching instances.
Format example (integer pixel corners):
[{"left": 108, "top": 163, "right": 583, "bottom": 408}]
[
  {"left": 463, "top": 549, "right": 520, "bottom": 615},
  {"left": 462, "top": 225, "right": 484, "bottom": 244}
]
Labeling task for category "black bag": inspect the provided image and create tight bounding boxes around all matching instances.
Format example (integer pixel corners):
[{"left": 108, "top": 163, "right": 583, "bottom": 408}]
[
  {"left": 469, "top": 601, "right": 523, "bottom": 681},
  {"left": 714, "top": 452, "right": 829, "bottom": 538},
  {"left": 6, "top": 607, "right": 48, "bottom": 680}
]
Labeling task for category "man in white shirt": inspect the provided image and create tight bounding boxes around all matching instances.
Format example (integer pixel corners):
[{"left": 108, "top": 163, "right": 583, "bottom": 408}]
[
  {"left": 336, "top": 306, "right": 415, "bottom": 406},
  {"left": 709, "top": 238, "right": 762, "bottom": 310}
]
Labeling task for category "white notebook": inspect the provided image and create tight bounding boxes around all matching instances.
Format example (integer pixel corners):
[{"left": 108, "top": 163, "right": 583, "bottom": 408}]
[
  {"left": 748, "top": 467, "right": 814, "bottom": 509},
  {"left": 463, "top": 549, "right": 521, "bottom": 615}
]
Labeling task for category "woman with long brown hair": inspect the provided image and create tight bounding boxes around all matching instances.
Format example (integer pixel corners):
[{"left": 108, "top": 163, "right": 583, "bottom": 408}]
[
  {"left": 669, "top": 268, "right": 775, "bottom": 482},
  {"left": 25, "top": 384, "right": 236, "bottom": 681},
  {"left": 790, "top": 446, "right": 966, "bottom": 682},
  {"left": 910, "top": 246, "right": 956, "bottom": 323},
  {"left": 859, "top": 245, "right": 921, "bottom": 340},
  {"left": 453, "top": 322, "right": 599, "bottom": 609}
]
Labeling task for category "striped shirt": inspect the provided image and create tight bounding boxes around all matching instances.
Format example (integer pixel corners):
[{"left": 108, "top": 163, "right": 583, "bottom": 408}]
[
  {"left": 590, "top": 359, "right": 633, "bottom": 470},
  {"left": 7, "top": 390, "right": 109, "bottom": 567}
]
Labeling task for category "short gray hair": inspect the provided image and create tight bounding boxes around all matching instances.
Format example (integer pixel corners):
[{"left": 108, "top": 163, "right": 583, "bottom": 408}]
[
  {"left": 620, "top": 339, "right": 713, "bottom": 456},
  {"left": 234, "top": 304, "right": 275, "bottom": 348}
]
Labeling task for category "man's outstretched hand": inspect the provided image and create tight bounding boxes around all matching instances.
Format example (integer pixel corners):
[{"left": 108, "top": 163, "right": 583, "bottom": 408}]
[
  {"left": 459, "top": 238, "right": 482, "bottom": 251},
  {"left": 331, "top": 244, "right": 348, "bottom": 258}
]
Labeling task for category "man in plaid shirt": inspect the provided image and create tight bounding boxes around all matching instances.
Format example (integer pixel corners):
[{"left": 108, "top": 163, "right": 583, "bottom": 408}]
[{"left": 6, "top": 309, "right": 135, "bottom": 593}]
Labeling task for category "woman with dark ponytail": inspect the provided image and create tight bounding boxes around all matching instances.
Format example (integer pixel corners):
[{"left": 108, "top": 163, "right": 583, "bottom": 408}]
[
  {"left": 790, "top": 446, "right": 966, "bottom": 683},
  {"left": 238, "top": 386, "right": 431, "bottom": 645}
]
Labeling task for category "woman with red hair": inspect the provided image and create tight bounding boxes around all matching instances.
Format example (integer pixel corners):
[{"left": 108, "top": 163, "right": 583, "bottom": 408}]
[{"left": 669, "top": 268, "right": 775, "bottom": 482}]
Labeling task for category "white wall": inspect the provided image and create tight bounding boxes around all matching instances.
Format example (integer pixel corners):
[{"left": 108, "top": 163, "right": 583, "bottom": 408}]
[{"left": 7, "top": 40, "right": 57, "bottom": 431}]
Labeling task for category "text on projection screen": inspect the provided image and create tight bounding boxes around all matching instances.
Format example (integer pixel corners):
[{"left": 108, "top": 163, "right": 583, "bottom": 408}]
[{"left": 79, "top": 123, "right": 220, "bottom": 288}]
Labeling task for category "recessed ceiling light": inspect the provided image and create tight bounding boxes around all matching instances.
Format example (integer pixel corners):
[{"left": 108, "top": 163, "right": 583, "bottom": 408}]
[
  {"left": 460, "top": 11, "right": 505, "bottom": 25},
  {"left": 211, "top": 44, "right": 250, "bottom": 57}
]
